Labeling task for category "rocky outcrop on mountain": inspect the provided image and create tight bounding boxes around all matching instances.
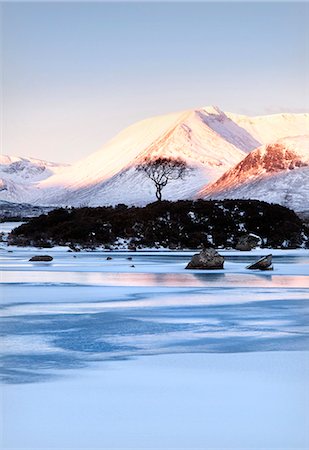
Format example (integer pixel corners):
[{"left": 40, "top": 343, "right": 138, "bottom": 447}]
[
  {"left": 185, "top": 248, "right": 224, "bottom": 269},
  {"left": 201, "top": 136, "right": 309, "bottom": 213}
]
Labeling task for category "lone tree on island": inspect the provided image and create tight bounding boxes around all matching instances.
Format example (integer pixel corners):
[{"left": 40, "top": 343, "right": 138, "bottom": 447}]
[{"left": 136, "top": 156, "right": 190, "bottom": 201}]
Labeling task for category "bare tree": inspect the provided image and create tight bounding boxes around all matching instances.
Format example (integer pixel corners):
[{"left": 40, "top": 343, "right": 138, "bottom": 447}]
[{"left": 136, "top": 156, "right": 190, "bottom": 201}]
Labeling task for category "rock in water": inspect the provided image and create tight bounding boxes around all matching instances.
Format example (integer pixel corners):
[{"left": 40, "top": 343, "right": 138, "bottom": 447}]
[
  {"left": 29, "top": 255, "right": 53, "bottom": 262},
  {"left": 235, "top": 234, "right": 261, "bottom": 251},
  {"left": 185, "top": 248, "right": 224, "bottom": 270},
  {"left": 246, "top": 254, "right": 273, "bottom": 270}
]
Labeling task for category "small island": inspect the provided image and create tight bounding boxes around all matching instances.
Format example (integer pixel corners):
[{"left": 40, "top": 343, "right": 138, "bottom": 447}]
[{"left": 8, "top": 199, "right": 308, "bottom": 250}]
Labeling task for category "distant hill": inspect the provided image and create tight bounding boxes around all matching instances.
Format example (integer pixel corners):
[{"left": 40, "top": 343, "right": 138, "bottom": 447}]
[
  {"left": 0, "top": 200, "right": 55, "bottom": 220},
  {"left": 0, "top": 155, "right": 69, "bottom": 204}
]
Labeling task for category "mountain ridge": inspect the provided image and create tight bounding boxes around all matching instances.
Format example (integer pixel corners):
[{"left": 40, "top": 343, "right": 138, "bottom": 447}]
[
  {"left": 1, "top": 106, "right": 308, "bottom": 210},
  {"left": 200, "top": 135, "right": 309, "bottom": 212}
]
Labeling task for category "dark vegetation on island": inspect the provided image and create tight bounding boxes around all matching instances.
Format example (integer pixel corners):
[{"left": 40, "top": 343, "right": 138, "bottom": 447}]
[{"left": 8, "top": 200, "right": 309, "bottom": 249}]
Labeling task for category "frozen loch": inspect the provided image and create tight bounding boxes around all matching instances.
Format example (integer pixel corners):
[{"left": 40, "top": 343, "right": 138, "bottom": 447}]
[{"left": 1, "top": 241, "right": 309, "bottom": 449}]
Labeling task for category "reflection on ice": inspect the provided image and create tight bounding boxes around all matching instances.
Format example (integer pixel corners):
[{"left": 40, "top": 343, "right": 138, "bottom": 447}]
[{"left": 2, "top": 270, "right": 309, "bottom": 288}]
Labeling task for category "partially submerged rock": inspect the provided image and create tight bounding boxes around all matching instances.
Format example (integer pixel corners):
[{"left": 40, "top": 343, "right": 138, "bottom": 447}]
[
  {"left": 29, "top": 255, "right": 53, "bottom": 262},
  {"left": 235, "top": 234, "right": 261, "bottom": 251},
  {"left": 185, "top": 248, "right": 224, "bottom": 270},
  {"left": 246, "top": 254, "right": 273, "bottom": 270}
]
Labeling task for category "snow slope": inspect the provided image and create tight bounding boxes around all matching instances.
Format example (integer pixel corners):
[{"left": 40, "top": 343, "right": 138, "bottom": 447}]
[
  {"left": 1, "top": 107, "right": 308, "bottom": 207},
  {"left": 0, "top": 156, "right": 69, "bottom": 204},
  {"left": 0, "top": 155, "right": 68, "bottom": 181},
  {"left": 200, "top": 136, "right": 309, "bottom": 212},
  {"left": 226, "top": 111, "right": 309, "bottom": 146},
  {"left": 10, "top": 107, "right": 249, "bottom": 206}
]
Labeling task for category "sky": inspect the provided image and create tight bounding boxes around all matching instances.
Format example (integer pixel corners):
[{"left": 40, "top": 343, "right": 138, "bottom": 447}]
[{"left": 2, "top": 1, "right": 308, "bottom": 163}]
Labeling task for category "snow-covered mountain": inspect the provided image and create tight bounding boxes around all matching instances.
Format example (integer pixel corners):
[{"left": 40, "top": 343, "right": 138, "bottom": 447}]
[
  {"left": 33, "top": 106, "right": 251, "bottom": 206},
  {"left": 1, "top": 106, "right": 308, "bottom": 208},
  {"left": 0, "top": 155, "right": 69, "bottom": 181},
  {"left": 0, "top": 155, "right": 69, "bottom": 204},
  {"left": 224, "top": 111, "right": 308, "bottom": 146},
  {"left": 200, "top": 136, "right": 309, "bottom": 212}
]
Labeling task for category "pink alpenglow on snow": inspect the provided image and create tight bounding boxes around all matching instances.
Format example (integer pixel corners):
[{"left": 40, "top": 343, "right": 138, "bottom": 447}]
[{"left": 0, "top": 107, "right": 308, "bottom": 210}]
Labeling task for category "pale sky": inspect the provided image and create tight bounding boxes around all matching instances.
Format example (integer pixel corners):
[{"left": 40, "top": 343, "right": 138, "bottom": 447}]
[{"left": 2, "top": 1, "right": 308, "bottom": 163}]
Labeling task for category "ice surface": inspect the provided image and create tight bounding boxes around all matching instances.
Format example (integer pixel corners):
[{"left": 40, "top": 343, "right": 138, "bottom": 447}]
[
  {"left": 1, "top": 245, "right": 308, "bottom": 449},
  {"left": 0, "top": 222, "right": 25, "bottom": 234},
  {"left": 2, "top": 353, "right": 309, "bottom": 449},
  {"left": 1, "top": 246, "right": 308, "bottom": 381}
]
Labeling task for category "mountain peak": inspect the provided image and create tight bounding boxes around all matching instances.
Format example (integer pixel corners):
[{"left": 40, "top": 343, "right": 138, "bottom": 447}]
[
  {"left": 1, "top": 107, "right": 308, "bottom": 210},
  {"left": 199, "top": 105, "right": 225, "bottom": 116}
]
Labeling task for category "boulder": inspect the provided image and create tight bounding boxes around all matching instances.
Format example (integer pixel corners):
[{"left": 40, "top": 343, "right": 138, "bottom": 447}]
[
  {"left": 169, "top": 243, "right": 178, "bottom": 250},
  {"left": 236, "top": 234, "right": 261, "bottom": 251},
  {"left": 246, "top": 254, "right": 273, "bottom": 270},
  {"left": 185, "top": 248, "right": 224, "bottom": 270},
  {"left": 69, "top": 244, "right": 80, "bottom": 252},
  {"left": 29, "top": 255, "right": 53, "bottom": 262}
]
